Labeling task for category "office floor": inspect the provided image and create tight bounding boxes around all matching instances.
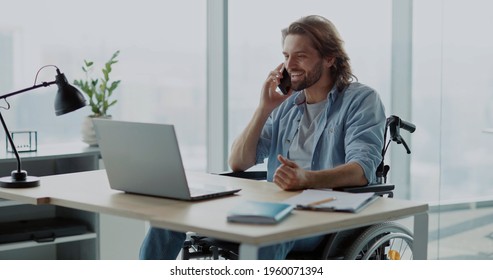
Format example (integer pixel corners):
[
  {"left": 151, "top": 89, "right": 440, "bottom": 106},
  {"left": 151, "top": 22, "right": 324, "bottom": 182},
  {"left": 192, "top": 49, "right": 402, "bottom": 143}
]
[{"left": 425, "top": 205, "right": 493, "bottom": 260}]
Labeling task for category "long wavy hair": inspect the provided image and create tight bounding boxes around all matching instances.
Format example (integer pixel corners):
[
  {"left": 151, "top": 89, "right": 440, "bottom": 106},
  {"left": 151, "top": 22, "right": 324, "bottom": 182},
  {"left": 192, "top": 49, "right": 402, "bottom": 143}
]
[{"left": 282, "top": 15, "right": 357, "bottom": 91}]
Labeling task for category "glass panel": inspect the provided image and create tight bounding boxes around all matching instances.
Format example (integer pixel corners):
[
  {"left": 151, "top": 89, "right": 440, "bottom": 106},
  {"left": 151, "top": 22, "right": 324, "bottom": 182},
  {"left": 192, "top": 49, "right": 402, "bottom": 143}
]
[
  {"left": 412, "top": 0, "right": 493, "bottom": 202},
  {"left": 0, "top": 0, "right": 206, "bottom": 170},
  {"left": 413, "top": 0, "right": 493, "bottom": 259}
]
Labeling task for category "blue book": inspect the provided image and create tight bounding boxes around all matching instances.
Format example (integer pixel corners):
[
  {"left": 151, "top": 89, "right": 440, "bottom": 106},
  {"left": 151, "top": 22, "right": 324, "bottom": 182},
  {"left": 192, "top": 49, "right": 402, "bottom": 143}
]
[{"left": 227, "top": 200, "right": 294, "bottom": 224}]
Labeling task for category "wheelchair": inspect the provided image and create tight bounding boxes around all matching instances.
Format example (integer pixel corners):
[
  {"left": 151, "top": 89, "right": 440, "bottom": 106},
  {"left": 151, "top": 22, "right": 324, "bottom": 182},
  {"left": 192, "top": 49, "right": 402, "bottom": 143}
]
[{"left": 182, "top": 115, "right": 416, "bottom": 260}]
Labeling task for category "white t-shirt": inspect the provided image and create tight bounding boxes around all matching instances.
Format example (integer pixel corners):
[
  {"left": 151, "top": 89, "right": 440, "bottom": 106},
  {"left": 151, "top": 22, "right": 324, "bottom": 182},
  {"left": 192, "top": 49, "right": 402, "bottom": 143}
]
[{"left": 288, "top": 99, "right": 328, "bottom": 170}]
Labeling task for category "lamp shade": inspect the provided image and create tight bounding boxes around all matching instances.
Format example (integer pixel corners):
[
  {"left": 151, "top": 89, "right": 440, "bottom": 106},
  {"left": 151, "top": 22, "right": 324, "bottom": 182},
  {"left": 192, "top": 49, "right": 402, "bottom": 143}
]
[{"left": 54, "top": 70, "right": 87, "bottom": 116}]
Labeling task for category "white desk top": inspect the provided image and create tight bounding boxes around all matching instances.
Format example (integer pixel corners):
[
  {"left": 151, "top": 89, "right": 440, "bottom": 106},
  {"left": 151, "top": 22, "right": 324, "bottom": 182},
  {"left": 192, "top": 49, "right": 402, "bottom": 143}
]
[{"left": 0, "top": 169, "right": 428, "bottom": 247}]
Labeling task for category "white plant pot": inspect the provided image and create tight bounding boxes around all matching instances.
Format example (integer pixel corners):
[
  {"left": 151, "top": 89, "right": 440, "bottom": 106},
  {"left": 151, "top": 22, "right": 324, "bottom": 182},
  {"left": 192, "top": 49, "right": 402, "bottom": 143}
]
[{"left": 81, "top": 116, "right": 111, "bottom": 146}]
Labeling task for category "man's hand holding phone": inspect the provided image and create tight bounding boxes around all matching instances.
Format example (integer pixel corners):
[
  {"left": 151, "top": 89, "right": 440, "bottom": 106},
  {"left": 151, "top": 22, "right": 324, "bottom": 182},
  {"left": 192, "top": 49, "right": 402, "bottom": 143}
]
[{"left": 260, "top": 64, "right": 292, "bottom": 113}]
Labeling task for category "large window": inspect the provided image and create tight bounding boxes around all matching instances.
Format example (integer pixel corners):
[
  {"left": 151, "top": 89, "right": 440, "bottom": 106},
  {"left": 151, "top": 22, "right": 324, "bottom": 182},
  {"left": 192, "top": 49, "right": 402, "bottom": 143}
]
[
  {"left": 412, "top": 0, "right": 493, "bottom": 202},
  {"left": 0, "top": 0, "right": 207, "bottom": 170}
]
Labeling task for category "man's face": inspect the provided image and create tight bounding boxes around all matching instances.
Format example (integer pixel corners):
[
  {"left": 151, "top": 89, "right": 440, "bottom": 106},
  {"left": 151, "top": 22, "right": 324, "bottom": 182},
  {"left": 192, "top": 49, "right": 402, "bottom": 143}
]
[{"left": 282, "top": 34, "right": 324, "bottom": 91}]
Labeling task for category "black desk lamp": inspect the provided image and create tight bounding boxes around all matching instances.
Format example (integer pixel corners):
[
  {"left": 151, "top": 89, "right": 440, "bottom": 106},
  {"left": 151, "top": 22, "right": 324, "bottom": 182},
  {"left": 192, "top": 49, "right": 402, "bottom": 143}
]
[{"left": 0, "top": 66, "right": 87, "bottom": 188}]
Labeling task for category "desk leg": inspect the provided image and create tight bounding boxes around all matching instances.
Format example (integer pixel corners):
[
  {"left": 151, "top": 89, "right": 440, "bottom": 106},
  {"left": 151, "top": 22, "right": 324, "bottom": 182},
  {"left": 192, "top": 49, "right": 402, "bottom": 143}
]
[
  {"left": 239, "top": 243, "right": 258, "bottom": 260},
  {"left": 413, "top": 212, "right": 429, "bottom": 260}
]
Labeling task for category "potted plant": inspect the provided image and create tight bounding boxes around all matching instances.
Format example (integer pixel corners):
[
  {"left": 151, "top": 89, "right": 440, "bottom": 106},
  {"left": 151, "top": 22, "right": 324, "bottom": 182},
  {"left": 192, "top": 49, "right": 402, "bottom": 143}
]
[{"left": 73, "top": 50, "right": 121, "bottom": 145}]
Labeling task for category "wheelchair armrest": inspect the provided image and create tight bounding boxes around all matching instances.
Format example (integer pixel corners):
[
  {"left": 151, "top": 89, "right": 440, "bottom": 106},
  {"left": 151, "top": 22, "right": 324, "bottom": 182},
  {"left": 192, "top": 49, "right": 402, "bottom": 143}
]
[
  {"left": 217, "top": 171, "right": 267, "bottom": 181},
  {"left": 217, "top": 172, "right": 394, "bottom": 197},
  {"left": 338, "top": 184, "right": 395, "bottom": 197}
]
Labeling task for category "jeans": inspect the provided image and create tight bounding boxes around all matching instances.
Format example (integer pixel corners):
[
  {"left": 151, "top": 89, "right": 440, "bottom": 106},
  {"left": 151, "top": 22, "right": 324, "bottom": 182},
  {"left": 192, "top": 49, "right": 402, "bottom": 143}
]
[{"left": 139, "top": 227, "right": 324, "bottom": 260}]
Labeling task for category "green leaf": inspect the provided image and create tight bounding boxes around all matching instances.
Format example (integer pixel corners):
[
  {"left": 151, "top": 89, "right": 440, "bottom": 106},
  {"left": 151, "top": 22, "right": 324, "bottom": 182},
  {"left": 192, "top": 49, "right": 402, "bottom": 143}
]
[
  {"left": 110, "top": 50, "right": 120, "bottom": 61},
  {"left": 108, "top": 80, "right": 120, "bottom": 92},
  {"left": 102, "top": 68, "right": 109, "bottom": 81}
]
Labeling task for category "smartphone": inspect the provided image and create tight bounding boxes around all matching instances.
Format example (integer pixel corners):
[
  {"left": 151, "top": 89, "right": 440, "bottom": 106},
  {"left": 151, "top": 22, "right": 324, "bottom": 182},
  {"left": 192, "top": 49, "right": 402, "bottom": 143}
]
[{"left": 278, "top": 68, "right": 291, "bottom": 95}]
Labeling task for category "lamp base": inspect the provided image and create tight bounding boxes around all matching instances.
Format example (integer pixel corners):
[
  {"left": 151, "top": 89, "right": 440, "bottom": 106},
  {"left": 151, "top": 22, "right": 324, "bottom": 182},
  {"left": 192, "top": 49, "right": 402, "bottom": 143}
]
[{"left": 0, "top": 173, "right": 40, "bottom": 188}]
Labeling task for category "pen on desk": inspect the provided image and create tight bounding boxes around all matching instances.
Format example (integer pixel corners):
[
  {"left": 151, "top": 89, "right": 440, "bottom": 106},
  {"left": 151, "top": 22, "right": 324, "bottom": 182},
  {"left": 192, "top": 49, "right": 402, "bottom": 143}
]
[{"left": 308, "top": 196, "right": 337, "bottom": 207}]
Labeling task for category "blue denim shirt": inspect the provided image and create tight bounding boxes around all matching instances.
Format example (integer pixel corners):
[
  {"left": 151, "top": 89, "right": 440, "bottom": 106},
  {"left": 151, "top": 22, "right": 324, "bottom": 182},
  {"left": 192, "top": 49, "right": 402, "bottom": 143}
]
[{"left": 255, "top": 82, "right": 386, "bottom": 184}]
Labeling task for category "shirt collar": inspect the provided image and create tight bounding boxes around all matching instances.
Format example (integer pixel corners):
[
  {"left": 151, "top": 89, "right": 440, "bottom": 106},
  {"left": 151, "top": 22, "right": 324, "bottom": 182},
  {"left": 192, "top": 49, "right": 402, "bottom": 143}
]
[{"left": 293, "top": 84, "right": 340, "bottom": 107}]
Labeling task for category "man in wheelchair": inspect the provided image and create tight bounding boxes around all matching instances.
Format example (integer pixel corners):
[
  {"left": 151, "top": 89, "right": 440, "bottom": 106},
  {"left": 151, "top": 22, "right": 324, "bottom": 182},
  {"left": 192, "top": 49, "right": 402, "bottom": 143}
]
[{"left": 139, "top": 15, "right": 386, "bottom": 260}]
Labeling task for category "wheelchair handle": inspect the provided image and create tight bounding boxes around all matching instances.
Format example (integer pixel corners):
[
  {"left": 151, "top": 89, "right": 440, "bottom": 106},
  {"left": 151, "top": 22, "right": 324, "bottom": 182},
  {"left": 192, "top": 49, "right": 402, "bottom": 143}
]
[
  {"left": 378, "top": 115, "right": 416, "bottom": 183},
  {"left": 399, "top": 119, "right": 416, "bottom": 133},
  {"left": 387, "top": 115, "right": 416, "bottom": 133}
]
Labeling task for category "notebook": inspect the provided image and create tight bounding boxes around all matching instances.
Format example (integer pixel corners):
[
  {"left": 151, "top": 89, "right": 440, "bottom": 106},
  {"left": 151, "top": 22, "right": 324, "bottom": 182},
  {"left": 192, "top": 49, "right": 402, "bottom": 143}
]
[
  {"left": 284, "top": 189, "right": 378, "bottom": 213},
  {"left": 227, "top": 200, "right": 294, "bottom": 224},
  {"left": 93, "top": 119, "right": 241, "bottom": 201}
]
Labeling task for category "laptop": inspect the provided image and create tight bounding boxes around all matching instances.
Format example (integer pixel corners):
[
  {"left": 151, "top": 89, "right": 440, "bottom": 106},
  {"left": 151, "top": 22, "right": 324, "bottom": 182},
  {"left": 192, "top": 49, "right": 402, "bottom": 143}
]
[{"left": 92, "top": 119, "right": 241, "bottom": 201}]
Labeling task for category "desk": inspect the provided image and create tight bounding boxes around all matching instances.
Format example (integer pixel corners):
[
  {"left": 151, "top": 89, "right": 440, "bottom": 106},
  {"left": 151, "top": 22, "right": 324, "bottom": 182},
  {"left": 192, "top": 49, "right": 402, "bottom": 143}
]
[{"left": 0, "top": 169, "right": 429, "bottom": 260}]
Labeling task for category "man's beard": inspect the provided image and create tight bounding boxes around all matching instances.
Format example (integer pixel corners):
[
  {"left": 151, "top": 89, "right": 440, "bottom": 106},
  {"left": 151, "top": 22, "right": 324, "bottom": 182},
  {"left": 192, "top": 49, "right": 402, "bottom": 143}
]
[{"left": 290, "top": 60, "right": 324, "bottom": 91}]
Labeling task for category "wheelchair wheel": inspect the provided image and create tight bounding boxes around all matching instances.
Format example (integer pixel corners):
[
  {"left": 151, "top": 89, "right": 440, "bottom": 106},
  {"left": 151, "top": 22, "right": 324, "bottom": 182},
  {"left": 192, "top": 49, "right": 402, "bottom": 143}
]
[{"left": 343, "top": 222, "right": 414, "bottom": 260}]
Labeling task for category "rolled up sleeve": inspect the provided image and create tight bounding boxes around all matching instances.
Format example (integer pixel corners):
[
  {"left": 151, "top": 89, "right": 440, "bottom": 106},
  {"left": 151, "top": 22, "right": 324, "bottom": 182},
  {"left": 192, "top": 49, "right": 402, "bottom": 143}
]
[{"left": 344, "top": 90, "right": 386, "bottom": 184}]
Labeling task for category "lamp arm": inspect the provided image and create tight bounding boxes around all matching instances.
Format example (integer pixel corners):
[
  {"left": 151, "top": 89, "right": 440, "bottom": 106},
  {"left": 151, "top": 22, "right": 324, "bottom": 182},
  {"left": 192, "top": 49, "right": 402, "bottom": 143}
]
[{"left": 0, "top": 81, "right": 56, "bottom": 100}]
